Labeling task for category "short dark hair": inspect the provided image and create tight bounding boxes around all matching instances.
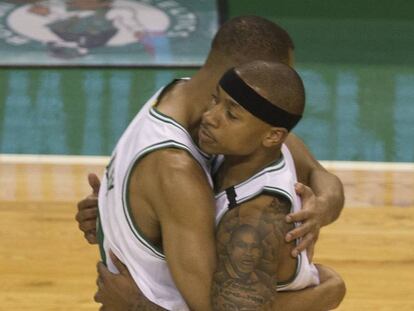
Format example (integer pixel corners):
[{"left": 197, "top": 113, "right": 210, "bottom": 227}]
[
  {"left": 237, "top": 61, "right": 305, "bottom": 116},
  {"left": 210, "top": 16, "right": 294, "bottom": 65}
]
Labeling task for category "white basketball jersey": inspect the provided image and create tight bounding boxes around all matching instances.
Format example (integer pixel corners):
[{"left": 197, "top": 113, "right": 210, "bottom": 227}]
[
  {"left": 97, "top": 81, "right": 214, "bottom": 311},
  {"left": 98, "top": 80, "right": 318, "bottom": 310},
  {"left": 214, "top": 145, "right": 320, "bottom": 291}
]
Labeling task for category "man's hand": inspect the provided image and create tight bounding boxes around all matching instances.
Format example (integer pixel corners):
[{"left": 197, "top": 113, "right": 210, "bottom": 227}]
[
  {"left": 285, "top": 183, "right": 323, "bottom": 260},
  {"left": 284, "top": 134, "right": 345, "bottom": 259},
  {"left": 75, "top": 173, "right": 101, "bottom": 244},
  {"left": 95, "top": 252, "right": 166, "bottom": 311}
]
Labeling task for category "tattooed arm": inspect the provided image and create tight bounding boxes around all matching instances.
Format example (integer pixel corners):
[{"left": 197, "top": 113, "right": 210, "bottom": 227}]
[
  {"left": 212, "top": 194, "right": 293, "bottom": 310},
  {"left": 212, "top": 194, "right": 345, "bottom": 311}
]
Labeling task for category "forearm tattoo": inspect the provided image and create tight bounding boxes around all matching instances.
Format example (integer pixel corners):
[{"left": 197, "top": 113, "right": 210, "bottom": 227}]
[{"left": 212, "top": 196, "right": 292, "bottom": 310}]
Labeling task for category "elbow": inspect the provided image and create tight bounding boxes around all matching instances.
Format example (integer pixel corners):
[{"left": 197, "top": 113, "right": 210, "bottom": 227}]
[
  {"left": 337, "top": 177, "right": 345, "bottom": 210},
  {"left": 334, "top": 181, "right": 346, "bottom": 222},
  {"left": 338, "top": 279, "right": 347, "bottom": 306},
  {"left": 328, "top": 175, "right": 346, "bottom": 223},
  {"left": 330, "top": 274, "right": 347, "bottom": 309},
  {"left": 316, "top": 264, "right": 346, "bottom": 309}
]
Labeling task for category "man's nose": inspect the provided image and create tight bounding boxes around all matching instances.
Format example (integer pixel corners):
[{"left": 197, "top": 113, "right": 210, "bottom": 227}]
[{"left": 203, "top": 105, "right": 220, "bottom": 128}]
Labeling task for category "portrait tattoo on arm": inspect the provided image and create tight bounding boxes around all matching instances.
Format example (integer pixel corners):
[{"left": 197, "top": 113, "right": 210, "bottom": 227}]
[{"left": 212, "top": 196, "right": 293, "bottom": 311}]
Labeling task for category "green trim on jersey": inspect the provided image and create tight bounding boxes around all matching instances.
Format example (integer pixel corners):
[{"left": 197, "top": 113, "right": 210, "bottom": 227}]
[
  {"left": 149, "top": 107, "right": 212, "bottom": 161},
  {"left": 122, "top": 140, "right": 197, "bottom": 259},
  {"left": 97, "top": 211, "right": 107, "bottom": 265},
  {"left": 262, "top": 186, "right": 295, "bottom": 206},
  {"left": 214, "top": 156, "right": 286, "bottom": 199}
]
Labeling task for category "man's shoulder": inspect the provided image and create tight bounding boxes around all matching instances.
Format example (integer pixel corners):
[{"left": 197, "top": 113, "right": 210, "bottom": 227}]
[
  {"left": 216, "top": 193, "right": 293, "bottom": 251},
  {"left": 140, "top": 148, "right": 203, "bottom": 173},
  {"left": 134, "top": 148, "right": 210, "bottom": 204},
  {"left": 131, "top": 147, "right": 214, "bottom": 220}
]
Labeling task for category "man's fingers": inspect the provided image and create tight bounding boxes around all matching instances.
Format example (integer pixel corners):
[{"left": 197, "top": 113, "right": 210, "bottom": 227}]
[
  {"left": 307, "top": 242, "right": 315, "bottom": 262},
  {"left": 97, "top": 261, "right": 111, "bottom": 278},
  {"left": 285, "top": 222, "right": 311, "bottom": 242},
  {"left": 96, "top": 274, "right": 103, "bottom": 287},
  {"left": 75, "top": 206, "right": 98, "bottom": 222},
  {"left": 77, "top": 196, "right": 98, "bottom": 211},
  {"left": 79, "top": 219, "right": 97, "bottom": 233},
  {"left": 291, "top": 233, "right": 316, "bottom": 257},
  {"left": 94, "top": 290, "right": 101, "bottom": 303},
  {"left": 94, "top": 272, "right": 104, "bottom": 302},
  {"left": 109, "top": 250, "right": 130, "bottom": 277},
  {"left": 295, "top": 182, "right": 314, "bottom": 200},
  {"left": 85, "top": 231, "right": 98, "bottom": 244},
  {"left": 88, "top": 173, "right": 101, "bottom": 196},
  {"left": 94, "top": 289, "right": 106, "bottom": 308},
  {"left": 286, "top": 208, "right": 311, "bottom": 223}
]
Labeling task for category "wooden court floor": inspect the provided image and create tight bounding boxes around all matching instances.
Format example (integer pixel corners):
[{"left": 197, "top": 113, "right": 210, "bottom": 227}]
[{"left": 1, "top": 156, "right": 413, "bottom": 310}]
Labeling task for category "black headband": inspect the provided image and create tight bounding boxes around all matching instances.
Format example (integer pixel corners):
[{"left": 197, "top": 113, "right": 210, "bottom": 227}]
[{"left": 219, "top": 68, "right": 302, "bottom": 131}]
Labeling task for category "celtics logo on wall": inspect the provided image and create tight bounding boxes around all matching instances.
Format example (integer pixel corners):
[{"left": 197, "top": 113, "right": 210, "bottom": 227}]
[{"left": 0, "top": 0, "right": 219, "bottom": 65}]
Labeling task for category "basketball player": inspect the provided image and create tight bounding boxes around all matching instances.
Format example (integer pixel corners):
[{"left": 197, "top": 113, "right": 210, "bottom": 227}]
[
  {"left": 91, "top": 61, "right": 345, "bottom": 310},
  {"left": 76, "top": 16, "right": 345, "bottom": 310},
  {"left": 207, "top": 61, "right": 327, "bottom": 309}
]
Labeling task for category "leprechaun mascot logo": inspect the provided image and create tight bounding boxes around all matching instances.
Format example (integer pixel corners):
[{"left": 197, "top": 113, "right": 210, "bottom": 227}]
[{"left": 0, "top": 0, "right": 197, "bottom": 59}]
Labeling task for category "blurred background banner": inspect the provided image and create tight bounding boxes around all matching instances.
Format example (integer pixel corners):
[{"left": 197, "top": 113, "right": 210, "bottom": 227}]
[
  {"left": 0, "top": 0, "right": 219, "bottom": 66},
  {"left": 0, "top": 0, "right": 414, "bottom": 163}
]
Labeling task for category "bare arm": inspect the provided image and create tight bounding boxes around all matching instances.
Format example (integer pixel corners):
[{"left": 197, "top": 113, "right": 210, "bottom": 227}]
[
  {"left": 144, "top": 149, "right": 217, "bottom": 311},
  {"left": 275, "top": 264, "right": 346, "bottom": 311},
  {"left": 212, "top": 195, "right": 288, "bottom": 310},
  {"left": 212, "top": 194, "right": 345, "bottom": 311}
]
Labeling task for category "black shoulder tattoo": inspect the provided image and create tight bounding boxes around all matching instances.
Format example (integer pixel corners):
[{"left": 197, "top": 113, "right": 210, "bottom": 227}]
[{"left": 212, "top": 196, "right": 292, "bottom": 310}]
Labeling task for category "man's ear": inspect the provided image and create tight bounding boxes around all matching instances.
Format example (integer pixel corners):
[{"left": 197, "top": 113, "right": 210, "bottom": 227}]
[{"left": 262, "top": 127, "right": 289, "bottom": 147}]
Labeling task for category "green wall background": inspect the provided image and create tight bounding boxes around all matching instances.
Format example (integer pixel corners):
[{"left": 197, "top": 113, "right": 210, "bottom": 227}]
[{"left": 1, "top": 1, "right": 413, "bottom": 162}]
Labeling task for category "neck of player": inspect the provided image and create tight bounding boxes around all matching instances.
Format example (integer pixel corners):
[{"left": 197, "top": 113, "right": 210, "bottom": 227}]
[{"left": 156, "top": 67, "right": 225, "bottom": 139}]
